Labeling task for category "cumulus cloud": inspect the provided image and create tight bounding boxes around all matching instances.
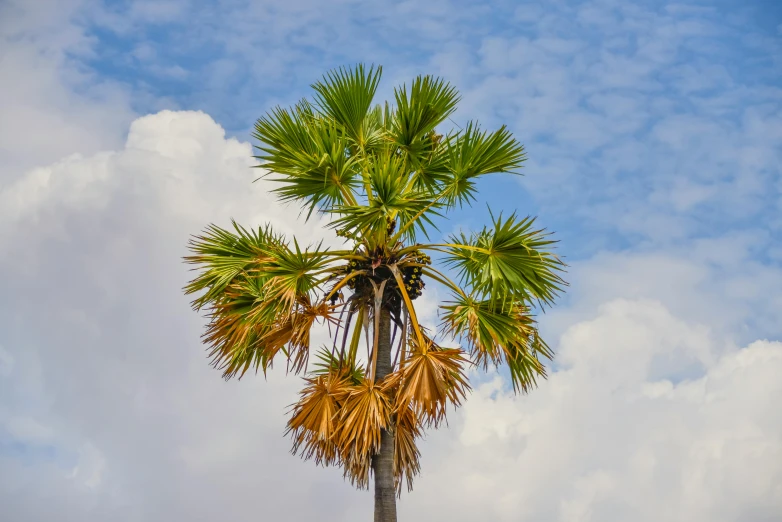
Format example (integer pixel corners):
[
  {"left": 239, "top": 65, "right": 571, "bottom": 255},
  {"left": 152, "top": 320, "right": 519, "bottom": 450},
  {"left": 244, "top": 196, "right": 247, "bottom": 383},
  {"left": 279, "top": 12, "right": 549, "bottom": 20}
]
[
  {"left": 1, "top": 111, "right": 780, "bottom": 522},
  {"left": 0, "top": 110, "right": 350, "bottom": 521},
  {"left": 0, "top": 0, "right": 135, "bottom": 181},
  {"left": 409, "top": 300, "right": 782, "bottom": 522},
  {"left": 543, "top": 236, "right": 782, "bottom": 349}
]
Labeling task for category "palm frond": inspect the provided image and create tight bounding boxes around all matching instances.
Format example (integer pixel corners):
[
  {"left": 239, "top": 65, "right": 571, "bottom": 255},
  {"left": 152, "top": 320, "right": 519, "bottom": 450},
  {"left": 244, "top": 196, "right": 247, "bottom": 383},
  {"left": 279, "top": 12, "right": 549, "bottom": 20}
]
[
  {"left": 504, "top": 333, "right": 551, "bottom": 394},
  {"left": 186, "top": 224, "right": 335, "bottom": 378},
  {"left": 441, "top": 212, "right": 566, "bottom": 305},
  {"left": 312, "top": 64, "right": 382, "bottom": 149},
  {"left": 440, "top": 295, "right": 553, "bottom": 393},
  {"left": 361, "top": 102, "right": 393, "bottom": 154},
  {"left": 396, "top": 333, "right": 470, "bottom": 427},
  {"left": 200, "top": 278, "right": 278, "bottom": 379},
  {"left": 259, "top": 238, "right": 331, "bottom": 308},
  {"left": 202, "top": 290, "right": 333, "bottom": 378},
  {"left": 184, "top": 220, "right": 283, "bottom": 310},
  {"left": 337, "top": 379, "right": 393, "bottom": 457},
  {"left": 286, "top": 371, "right": 352, "bottom": 466},
  {"left": 391, "top": 75, "right": 460, "bottom": 150},
  {"left": 441, "top": 122, "right": 526, "bottom": 206},
  {"left": 405, "top": 130, "right": 454, "bottom": 193},
  {"left": 330, "top": 152, "right": 441, "bottom": 242},
  {"left": 253, "top": 102, "right": 360, "bottom": 215},
  {"left": 264, "top": 298, "right": 336, "bottom": 374},
  {"left": 394, "top": 402, "right": 423, "bottom": 493}
]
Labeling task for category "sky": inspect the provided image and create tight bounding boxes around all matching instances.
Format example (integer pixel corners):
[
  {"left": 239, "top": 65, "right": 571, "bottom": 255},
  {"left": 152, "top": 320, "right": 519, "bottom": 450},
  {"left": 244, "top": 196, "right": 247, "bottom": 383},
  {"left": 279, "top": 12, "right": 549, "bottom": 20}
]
[{"left": 1, "top": 0, "right": 781, "bottom": 520}]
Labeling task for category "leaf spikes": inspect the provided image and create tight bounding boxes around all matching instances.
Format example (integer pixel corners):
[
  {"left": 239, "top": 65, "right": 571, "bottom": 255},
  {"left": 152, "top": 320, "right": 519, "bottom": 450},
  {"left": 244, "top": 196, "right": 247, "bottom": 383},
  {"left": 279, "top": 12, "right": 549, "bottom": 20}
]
[
  {"left": 396, "top": 332, "right": 470, "bottom": 427},
  {"left": 442, "top": 122, "right": 526, "bottom": 207},
  {"left": 440, "top": 295, "right": 552, "bottom": 394},
  {"left": 185, "top": 222, "right": 335, "bottom": 379},
  {"left": 253, "top": 103, "right": 361, "bottom": 218},
  {"left": 392, "top": 75, "right": 460, "bottom": 149},
  {"left": 312, "top": 64, "right": 383, "bottom": 149},
  {"left": 184, "top": 220, "right": 284, "bottom": 311},
  {"left": 442, "top": 212, "right": 567, "bottom": 306}
]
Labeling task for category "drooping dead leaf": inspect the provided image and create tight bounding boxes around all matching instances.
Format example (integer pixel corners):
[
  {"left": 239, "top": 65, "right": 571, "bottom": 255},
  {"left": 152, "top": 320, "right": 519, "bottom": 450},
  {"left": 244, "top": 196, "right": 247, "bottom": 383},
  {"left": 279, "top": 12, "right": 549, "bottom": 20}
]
[
  {"left": 393, "top": 401, "right": 423, "bottom": 493},
  {"left": 286, "top": 371, "right": 352, "bottom": 466},
  {"left": 396, "top": 333, "right": 470, "bottom": 427}
]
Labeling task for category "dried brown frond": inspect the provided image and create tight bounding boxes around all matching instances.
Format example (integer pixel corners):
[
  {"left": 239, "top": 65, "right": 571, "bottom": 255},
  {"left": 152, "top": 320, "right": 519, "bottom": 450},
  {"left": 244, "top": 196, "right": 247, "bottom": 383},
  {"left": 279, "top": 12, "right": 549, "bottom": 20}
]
[
  {"left": 393, "top": 402, "right": 423, "bottom": 493},
  {"left": 262, "top": 298, "right": 337, "bottom": 374},
  {"left": 397, "top": 333, "right": 470, "bottom": 427},
  {"left": 336, "top": 379, "right": 393, "bottom": 458},
  {"left": 200, "top": 282, "right": 337, "bottom": 379},
  {"left": 286, "top": 371, "right": 352, "bottom": 466},
  {"left": 338, "top": 373, "right": 400, "bottom": 489},
  {"left": 342, "top": 449, "right": 372, "bottom": 490},
  {"left": 201, "top": 288, "right": 278, "bottom": 379}
]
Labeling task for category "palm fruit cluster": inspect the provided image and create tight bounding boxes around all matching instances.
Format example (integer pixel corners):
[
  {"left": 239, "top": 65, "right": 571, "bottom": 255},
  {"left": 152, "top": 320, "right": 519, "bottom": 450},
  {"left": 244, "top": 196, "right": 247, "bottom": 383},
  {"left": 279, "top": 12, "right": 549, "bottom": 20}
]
[
  {"left": 338, "top": 251, "right": 432, "bottom": 303},
  {"left": 344, "top": 259, "right": 366, "bottom": 293},
  {"left": 399, "top": 251, "right": 431, "bottom": 300}
]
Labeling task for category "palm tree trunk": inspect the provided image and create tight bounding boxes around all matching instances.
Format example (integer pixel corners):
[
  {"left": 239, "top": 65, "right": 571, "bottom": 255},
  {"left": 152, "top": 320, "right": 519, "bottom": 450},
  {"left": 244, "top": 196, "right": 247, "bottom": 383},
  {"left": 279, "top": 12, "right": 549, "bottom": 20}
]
[{"left": 372, "top": 307, "right": 397, "bottom": 522}]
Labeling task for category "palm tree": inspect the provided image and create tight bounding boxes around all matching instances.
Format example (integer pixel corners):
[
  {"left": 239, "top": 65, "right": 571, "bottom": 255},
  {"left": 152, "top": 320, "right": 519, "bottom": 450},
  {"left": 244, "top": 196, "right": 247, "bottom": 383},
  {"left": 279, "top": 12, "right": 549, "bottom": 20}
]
[{"left": 184, "top": 64, "right": 565, "bottom": 522}]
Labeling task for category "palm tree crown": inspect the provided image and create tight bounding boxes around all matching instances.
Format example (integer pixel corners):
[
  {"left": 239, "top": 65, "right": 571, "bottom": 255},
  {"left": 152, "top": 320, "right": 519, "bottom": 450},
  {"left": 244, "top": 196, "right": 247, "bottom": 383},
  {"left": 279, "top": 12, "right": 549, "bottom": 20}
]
[{"left": 184, "top": 64, "right": 566, "bottom": 509}]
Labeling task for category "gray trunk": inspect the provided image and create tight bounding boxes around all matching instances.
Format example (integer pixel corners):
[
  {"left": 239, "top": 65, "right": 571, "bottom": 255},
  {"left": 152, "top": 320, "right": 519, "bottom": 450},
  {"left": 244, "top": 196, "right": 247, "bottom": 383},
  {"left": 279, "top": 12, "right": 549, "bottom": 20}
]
[{"left": 372, "top": 307, "right": 397, "bottom": 522}]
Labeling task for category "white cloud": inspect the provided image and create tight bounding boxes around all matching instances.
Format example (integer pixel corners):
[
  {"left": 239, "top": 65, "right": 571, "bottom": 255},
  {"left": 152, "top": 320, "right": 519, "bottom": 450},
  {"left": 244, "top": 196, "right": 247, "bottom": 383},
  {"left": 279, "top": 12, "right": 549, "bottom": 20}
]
[
  {"left": 543, "top": 234, "right": 782, "bottom": 349},
  {"left": 405, "top": 301, "right": 782, "bottom": 522},
  {"left": 0, "top": 110, "right": 779, "bottom": 522},
  {"left": 0, "top": 0, "right": 135, "bottom": 182},
  {"left": 0, "top": 110, "right": 358, "bottom": 521}
]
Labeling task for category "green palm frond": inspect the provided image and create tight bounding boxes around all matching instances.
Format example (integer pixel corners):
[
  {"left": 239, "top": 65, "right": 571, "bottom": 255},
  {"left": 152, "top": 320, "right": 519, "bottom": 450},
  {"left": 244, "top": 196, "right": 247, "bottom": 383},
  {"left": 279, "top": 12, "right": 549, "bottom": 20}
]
[
  {"left": 312, "top": 64, "right": 382, "bottom": 149},
  {"left": 330, "top": 151, "right": 441, "bottom": 242},
  {"left": 260, "top": 238, "right": 331, "bottom": 307},
  {"left": 441, "top": 212, "right": 566, "bottom": 305},
  {"left": 391, "top": 75, "right": 460, "bottom": 150},
  {"left": 253, "top": 102, "right": 360, "bottom": 216},
  {"left": 185, "top": 223, "right": 335, "bottom": 378},
  {"left": 361, "top": 102, "right": 394, "bottom": 154},
  {"left": 440, "top": 295, "right": 515, "bottom": 365},
  {"left": 504, "top": 329, "right": 552, "bottom": 394},
  {"left": 440, "top": 295, "right": 552, "bottom": 393},
  {"left": 405, "top": 130, "right": 454, "bottom": 193},
  {"left": 184, "top": 220, "right": 284, "bottom": 310},
  {"left": 442, "top": 122, "right": 526, "bottom": 206}
]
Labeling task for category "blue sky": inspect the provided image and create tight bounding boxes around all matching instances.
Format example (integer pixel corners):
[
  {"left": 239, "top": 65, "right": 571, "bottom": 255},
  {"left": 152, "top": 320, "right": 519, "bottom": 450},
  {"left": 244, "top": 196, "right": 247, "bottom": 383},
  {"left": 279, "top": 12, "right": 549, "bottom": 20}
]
[
  {"left": 1, "top": 0, "right": 781, "bottom": 520},
  {"left": 70, "top": 0, "right": 781, "bottom": 259}
]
